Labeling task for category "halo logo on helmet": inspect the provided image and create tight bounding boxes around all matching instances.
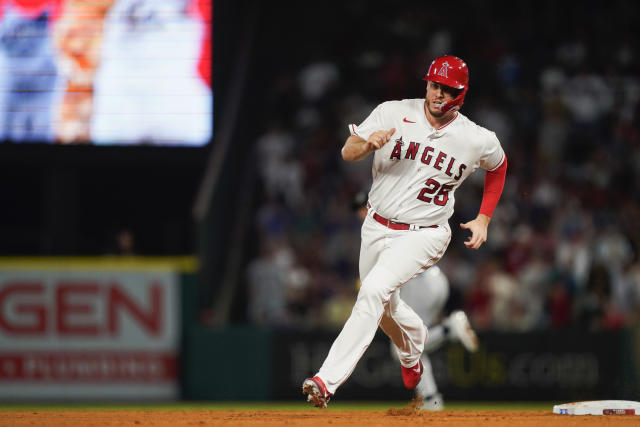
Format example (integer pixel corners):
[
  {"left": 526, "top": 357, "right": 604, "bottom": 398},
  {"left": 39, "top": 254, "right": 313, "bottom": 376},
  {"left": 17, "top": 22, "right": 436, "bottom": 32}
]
[
  {"left": 423, "top": 55, "right": 469, "bottom": 114},
  {"left": 437, "top": 62, "right": 449, "bottom": 78}
]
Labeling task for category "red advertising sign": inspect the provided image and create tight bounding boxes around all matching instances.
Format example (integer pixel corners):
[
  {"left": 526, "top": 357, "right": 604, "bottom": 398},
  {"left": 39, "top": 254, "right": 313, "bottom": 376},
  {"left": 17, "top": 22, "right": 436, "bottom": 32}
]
[{"left": 0, "top": 262, "right": 181, "bottom": 400}]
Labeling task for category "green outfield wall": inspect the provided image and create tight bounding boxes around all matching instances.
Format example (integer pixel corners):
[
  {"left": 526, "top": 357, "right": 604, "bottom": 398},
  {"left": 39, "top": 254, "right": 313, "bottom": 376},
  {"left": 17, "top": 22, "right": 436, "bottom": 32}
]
[
  {"left": 183, "top": 325, "right": 640, "bottom": 402},
  {"left": 179, "top": 265, "right": 639, "bottom": 402}
]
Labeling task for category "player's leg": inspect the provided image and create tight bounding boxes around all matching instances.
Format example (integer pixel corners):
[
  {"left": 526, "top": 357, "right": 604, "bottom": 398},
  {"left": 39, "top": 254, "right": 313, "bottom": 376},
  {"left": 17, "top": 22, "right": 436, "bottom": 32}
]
[
  {"left": 313, "top": 262, "right": 402, "bottom": 395},
  {"left": 390, "top": 265, "right": 476, "bottom": 409},
  {"left": 423, "top": 312, "right": 478, "bottom": 353},
  {"left": 388, "top": 272, "right": 447, "bottom": 407},
  {"left": 304, "top": 213, "right": 386, "bottom": 405},
  {"left": 443, "top": 310, "right": 479, "bottom": 352},
  {"left": 358, "top": 208, "right": 383, "bottom": 280},
  {"left": 375, "top": 225, "right": 451, "bottom": 371},
  {"left": 415, "top": 355, "right": 443, "bottom": 410},
  {"left": 379, "top": 291, "right": 426, "bottom": 368},
  {"left": 401, "top": 267, "right": 478, "bottom": 353},
  {"left": 422, "top": 324, "right": 447, "bottom": 353},
  {"left": 400, "top": 266, "right": 450, "bottom": 353},
  {"left": 310, "top": 219, "right": 450, "bottom": 397},
  {"left": 387, "top": 326, "right": 443, "bottom": 410}
]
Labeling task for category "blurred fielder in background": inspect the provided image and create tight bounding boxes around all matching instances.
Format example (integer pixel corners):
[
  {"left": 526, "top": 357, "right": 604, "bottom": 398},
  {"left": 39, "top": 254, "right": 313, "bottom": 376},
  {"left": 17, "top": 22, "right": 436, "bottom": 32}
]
[{"left": 353, "top": 190, "right": 479, "bottom": 410}]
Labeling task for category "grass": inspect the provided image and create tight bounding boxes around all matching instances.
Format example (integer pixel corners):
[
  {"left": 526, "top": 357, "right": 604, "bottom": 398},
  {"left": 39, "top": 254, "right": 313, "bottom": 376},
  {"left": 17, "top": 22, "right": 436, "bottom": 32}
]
[{"left": 0, "top": 401, "right": 554, "bottom": 412}]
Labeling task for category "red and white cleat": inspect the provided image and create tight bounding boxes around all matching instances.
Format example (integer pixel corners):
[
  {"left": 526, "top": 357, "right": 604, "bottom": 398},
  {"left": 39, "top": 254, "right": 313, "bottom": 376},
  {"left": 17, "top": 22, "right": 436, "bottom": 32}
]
[
  {"left": 302, "top": 376, "right": 332, "bottom": 408},
  {"left": 401, "top": 359, "right": 423, "bottom": 389}
]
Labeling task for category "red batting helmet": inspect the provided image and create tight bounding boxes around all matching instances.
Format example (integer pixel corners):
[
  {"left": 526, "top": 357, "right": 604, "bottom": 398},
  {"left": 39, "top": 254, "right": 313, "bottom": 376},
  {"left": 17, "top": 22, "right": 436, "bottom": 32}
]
[{"left": 423, "top": 55, "right": 469, "bottom": 113}]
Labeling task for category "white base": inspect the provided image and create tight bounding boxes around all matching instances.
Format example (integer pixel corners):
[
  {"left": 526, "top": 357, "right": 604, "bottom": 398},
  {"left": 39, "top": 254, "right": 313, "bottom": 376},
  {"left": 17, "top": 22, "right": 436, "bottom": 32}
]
[{"left": 553, "top": 400, "right": 640, "bottom": 415}]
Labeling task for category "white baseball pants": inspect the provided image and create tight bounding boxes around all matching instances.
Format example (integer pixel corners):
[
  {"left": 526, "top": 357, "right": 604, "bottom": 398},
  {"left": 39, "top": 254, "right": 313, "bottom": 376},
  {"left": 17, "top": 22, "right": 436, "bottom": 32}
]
[{"left": 315, "top": 210, "right": 451, "bottom": 394}]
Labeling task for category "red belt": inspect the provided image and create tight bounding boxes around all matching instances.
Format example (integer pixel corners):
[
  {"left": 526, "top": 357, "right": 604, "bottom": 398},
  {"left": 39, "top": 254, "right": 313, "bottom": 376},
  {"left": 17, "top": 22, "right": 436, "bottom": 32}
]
[{"left": 372, "top": 212, "right": 438, "bottom": 230}]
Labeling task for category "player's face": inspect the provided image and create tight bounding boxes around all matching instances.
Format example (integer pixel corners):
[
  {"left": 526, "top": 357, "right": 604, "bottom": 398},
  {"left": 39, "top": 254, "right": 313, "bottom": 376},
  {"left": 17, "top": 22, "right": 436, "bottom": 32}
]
[{"left": 425, "top": 81, "right": 457, "bottom": 117}]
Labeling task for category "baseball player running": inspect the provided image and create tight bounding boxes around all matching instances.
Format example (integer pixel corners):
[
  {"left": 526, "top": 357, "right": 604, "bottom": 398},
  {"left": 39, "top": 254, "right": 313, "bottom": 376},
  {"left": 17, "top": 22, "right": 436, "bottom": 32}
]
[
  {"left": 397, "top": 269, "right": 477, "bottom": 409},
  {"left": 303, "top": 55, "right": 507, "bottom": 408},
  {"left": 353, "top": 191, "right": 479, "bottom": 410}
]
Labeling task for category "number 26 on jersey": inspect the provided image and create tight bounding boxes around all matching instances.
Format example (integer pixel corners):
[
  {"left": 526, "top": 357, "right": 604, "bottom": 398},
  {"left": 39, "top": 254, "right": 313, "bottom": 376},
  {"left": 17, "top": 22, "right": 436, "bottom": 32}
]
[{"left": 417, "top": 179, "right": 452, "bottom": 206}]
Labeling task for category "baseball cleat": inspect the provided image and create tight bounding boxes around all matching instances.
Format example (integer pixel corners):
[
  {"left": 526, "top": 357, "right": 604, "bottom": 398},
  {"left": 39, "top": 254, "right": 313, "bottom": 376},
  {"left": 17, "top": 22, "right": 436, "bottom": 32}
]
[
  {"left": 302, "top": 376, "right": 332, "bottom": 408},
  {"left": 447, "top": 310, "right": 478, "bottom": 352},
  {"left": 401, "top": 359, "right": 423, "bottom": 389}
]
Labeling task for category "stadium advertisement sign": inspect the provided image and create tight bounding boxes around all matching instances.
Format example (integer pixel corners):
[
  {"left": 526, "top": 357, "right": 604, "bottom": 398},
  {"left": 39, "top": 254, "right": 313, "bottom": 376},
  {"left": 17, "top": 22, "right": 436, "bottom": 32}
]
[
  {"left": 273, "top": 329, "right": 635, "bottom": 401},
  {"left": 0, "top": 262, "right": 180, "bottom": 400}
]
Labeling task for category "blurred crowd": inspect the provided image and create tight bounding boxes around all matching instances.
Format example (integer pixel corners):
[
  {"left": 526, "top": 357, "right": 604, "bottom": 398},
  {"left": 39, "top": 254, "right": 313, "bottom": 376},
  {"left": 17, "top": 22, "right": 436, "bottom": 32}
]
[{"left": 241, "top": 1, "right": 640, "bottom": 332}]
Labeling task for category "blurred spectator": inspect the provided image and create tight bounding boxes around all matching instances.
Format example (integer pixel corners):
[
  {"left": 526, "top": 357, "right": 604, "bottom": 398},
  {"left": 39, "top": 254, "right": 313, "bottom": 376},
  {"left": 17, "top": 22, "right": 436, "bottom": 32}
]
[
  {"left": 574, "top": 263, "right": 626, "bottom": 330},
  {"left": 323, "top": 285, "right": 357, "bottom": 329},
  {"left": 105, "top": 228, "right": 136, "bottom": 256},
  {"left": 561, "top": 72, "right": 613, "bottom": 127},
  {"left": 298, "top": 59, "right": 340, "bottom": 103},
  {"left": 547, "top": 275, "right": 573, "bottom": 328},
  {"left": 115, "top": 228, "right": 135, "bottom": 255},
  {"left": 256, "top": 122, "right": 304, "bottom": 207},
  {"left": 246, "top": 239, "right": 292, "bottom": 326}
]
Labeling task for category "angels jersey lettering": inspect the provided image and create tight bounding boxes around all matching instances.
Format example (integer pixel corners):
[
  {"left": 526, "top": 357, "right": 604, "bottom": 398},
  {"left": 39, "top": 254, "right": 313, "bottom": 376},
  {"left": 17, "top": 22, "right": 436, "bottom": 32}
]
[{"left": 349, "top": 99, "right": 505, "bottom": 226}]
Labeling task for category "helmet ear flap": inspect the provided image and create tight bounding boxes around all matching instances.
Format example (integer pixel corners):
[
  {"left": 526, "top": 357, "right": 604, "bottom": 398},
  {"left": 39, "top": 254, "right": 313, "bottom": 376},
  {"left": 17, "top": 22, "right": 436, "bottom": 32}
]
[{"left": 439, "top": 85, "right": 468, "bottom": 113}]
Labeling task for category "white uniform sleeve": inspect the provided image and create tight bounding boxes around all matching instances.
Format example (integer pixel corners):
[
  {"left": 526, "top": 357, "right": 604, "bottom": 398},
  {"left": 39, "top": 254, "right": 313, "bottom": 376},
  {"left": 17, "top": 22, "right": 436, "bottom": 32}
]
[
  {"left": 479, "top": 131, "right": 506, "bottom": 171},
  {"left": 348, "top": 103, "right": 388, "bottom": 140}
]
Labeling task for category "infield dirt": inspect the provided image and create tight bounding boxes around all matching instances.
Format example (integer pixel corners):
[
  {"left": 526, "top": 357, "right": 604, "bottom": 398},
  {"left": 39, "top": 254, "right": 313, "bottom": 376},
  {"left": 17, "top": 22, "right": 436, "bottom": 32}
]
[{"left": 2, "top": 410, "right": 639, "bottom": 426}]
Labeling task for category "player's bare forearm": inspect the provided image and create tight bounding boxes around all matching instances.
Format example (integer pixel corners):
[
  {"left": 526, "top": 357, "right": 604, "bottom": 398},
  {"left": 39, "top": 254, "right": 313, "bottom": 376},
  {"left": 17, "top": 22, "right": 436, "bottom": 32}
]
[
  {"left": 341, "top": 135, "right": 372, "bottom": 161},
  {"left": 460, "top": 214, "right": 491, "bottom": 250},
  {"left": 341, "top": 128, "right": 395, "bottom": 162}
]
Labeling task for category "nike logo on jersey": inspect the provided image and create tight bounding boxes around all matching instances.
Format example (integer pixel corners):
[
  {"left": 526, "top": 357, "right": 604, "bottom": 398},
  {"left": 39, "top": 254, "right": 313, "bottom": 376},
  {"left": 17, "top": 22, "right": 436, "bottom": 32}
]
[{"left": 403, "top": 117, "right": 416, "bottom": 123}]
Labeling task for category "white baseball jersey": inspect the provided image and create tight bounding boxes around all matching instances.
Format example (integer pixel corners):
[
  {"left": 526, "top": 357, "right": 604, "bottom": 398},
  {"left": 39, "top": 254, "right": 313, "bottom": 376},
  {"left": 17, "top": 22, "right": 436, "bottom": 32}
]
[{"left": 349, "top": 99, "right": 505, "bottom": 226}]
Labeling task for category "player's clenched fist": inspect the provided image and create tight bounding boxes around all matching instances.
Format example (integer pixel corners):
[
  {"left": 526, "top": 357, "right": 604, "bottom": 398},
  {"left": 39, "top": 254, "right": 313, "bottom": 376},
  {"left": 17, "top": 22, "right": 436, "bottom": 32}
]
[
  {"left": 341, "top": 128, "right": 396, "bottom": 162},
  {"left": 366, "top": 128, "right": 396, "bottom": 151}
]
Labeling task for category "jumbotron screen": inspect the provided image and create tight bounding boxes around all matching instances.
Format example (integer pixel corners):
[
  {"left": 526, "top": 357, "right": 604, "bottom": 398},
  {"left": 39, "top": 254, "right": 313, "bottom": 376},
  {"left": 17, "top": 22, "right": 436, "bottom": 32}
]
[{"left": 0, "top": 0, "right": 212, "bottom": 146}]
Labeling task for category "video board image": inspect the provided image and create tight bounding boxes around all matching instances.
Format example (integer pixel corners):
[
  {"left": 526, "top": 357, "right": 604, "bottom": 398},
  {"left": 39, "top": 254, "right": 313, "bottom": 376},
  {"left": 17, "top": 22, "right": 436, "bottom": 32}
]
[{"left": 0, "top": 0, "right": 212, "bottom": 146}]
